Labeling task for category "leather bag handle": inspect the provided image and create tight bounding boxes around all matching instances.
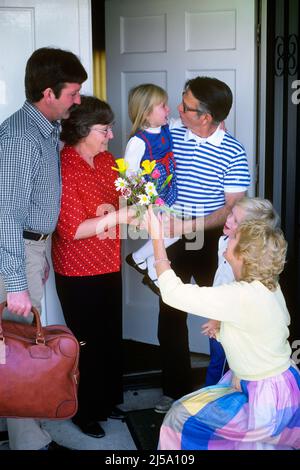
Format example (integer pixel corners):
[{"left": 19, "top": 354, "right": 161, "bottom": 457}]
[{"left": 0, "top": 302, "right": 45, "bottom": 344}]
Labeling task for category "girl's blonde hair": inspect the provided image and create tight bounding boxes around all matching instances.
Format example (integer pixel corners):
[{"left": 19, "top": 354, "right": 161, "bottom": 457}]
[
  {"left": 235, "top": 197, "right": 280, "bottom": 228},
  {"left": 235, "top": 220, "right": 287, "bottom": 291},
  {"left": 128, "top": 84, "right": 168, "bottom": 137}
]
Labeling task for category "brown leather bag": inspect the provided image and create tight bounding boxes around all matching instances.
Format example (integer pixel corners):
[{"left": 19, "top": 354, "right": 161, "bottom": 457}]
[{"left": 0, "top": 302, "right": 79, "bottom": 419}]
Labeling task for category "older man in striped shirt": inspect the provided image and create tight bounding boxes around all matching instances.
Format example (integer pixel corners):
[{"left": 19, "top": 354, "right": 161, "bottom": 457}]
[
  {"left": 155, "top": 76, "right": 251, "bottom": 414},
  {"left": 0, "top": 47, "right": 87, "bottom": 450}
]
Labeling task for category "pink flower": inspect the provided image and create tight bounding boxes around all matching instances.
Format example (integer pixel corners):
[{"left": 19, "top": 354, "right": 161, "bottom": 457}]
[
  {"left": 151, "top": 169, "right": 161, "bottom": 179},
  {"left": 155, "top": 198, "right": 164, "bottom": 206},
  {"left": 121, "top": 187, "right": 132, "bottom": 198}
]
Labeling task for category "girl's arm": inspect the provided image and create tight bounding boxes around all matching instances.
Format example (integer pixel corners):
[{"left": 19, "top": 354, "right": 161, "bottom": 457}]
[{"left": 124, "top": 137, "right": 146, "bottom": 173}]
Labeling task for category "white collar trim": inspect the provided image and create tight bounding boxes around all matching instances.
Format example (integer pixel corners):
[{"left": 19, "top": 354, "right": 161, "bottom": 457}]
[{"left": 185, "top": 124, "right": 225, "bottom": 147}]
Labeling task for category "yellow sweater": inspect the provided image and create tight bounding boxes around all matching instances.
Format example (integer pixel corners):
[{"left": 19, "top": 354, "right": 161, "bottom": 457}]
[{"left": 158, "top": 269, "right": 292, "bottom": 381}]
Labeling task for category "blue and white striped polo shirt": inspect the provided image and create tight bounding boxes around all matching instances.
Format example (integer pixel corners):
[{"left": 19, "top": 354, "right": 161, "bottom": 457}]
[{"left": 170, "top": 119, "right": 251, "bottom": 217}]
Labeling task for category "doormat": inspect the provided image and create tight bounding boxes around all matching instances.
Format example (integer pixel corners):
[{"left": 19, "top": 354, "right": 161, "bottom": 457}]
[{"left": 125, "top": 408, "right": 164, "bottom": 450}]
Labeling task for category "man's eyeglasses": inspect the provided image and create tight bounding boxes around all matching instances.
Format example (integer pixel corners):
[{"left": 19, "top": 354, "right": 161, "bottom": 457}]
[
  {"left": 91, "top": 124, "right": 114, "bottom": 136},
  {"left": 181, "top": 93, "right": 205, "bottom": 114}
]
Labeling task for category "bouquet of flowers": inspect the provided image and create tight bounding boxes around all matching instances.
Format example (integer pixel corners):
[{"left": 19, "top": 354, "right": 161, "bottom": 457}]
[{"left": 111, "top": 158, "right": 173, "bottom": 211}]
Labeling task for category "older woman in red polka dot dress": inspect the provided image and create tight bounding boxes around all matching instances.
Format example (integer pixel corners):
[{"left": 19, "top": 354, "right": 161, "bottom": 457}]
[{"left": 52, "top": 96, "right": 134, "bottom": 439}]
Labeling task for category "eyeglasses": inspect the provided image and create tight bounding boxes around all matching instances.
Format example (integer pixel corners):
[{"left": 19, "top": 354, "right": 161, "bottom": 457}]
[
  {"left": 181, "top": 93, "right": 205, "bottom": 114},
  {"left": 91, "top": 125, "right": 114, "bottom": 136}
]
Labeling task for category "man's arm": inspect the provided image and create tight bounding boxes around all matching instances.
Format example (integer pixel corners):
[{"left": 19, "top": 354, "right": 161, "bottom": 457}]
[
  {"left": 203, "top": 191, "right": 246, "bottom": 230},
  {"left": 163, "top": 191, "right": 246, "bottom": 237},
  {"left": 0, "top": 138, "right": 38, "bottom": 315}
]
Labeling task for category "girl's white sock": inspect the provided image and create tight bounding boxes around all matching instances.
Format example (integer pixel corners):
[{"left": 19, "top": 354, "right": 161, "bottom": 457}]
[{"left": 132, "top": 252, "right": 147, "bottom": 270}]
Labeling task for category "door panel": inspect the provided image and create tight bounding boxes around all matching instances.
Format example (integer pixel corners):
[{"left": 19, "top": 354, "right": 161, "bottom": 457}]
[
  {"left": 0, "top": 7, "right": 34, "bottom": 121},
  {"left": 0, "top": 0, "right": 93, "bottom": 123},
  {"left": 105, "top": 0, "right": 256, "bottom": 352}
]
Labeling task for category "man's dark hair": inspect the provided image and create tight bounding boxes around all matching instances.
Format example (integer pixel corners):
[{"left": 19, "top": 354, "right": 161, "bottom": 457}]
[
  {"left": 184, "top": 76, "right": 233, "bottom": 123},
  {"left": 25, "top": 47, "right": 88, "bottom": 102},
  {"left": 60, "top": 95, "right": 114, "bottom": 145}
]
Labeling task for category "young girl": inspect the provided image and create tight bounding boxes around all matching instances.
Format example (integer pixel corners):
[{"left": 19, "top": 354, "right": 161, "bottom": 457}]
[
  {"left": 203, "top": 197, "right": 280, "bottom": 386},
  {"left": 124, "top": 83, "right": 178, "bottom": 294}
]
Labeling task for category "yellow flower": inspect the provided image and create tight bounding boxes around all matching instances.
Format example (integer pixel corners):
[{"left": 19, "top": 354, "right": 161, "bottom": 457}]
[
  {"left": 141, "top": 160, "right": 156, "bottom": 175},
  {"left": 111, "top": 158, "right": 129, "bottom": 174}
]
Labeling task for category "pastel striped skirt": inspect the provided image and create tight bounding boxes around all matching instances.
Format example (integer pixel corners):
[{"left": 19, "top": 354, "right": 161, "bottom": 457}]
[{"left": 159, "top": 365, "right": 300, "bottom": 450}]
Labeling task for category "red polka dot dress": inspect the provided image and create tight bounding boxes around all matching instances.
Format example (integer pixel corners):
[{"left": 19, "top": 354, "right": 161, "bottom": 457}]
[
  {"left": 52, "top": 145, "right": 124, "bottom": 422},
  {"left": 52, "top": 146, "right": 120, "bottom": 276}
]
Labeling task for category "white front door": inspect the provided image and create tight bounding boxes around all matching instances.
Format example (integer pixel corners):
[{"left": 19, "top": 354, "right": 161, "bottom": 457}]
[
  {"left": 105, "top": 0, "right": 256, "bottom": 352},
  {"left": 0, "top": 0, "right": 93, "bottom": 325}
]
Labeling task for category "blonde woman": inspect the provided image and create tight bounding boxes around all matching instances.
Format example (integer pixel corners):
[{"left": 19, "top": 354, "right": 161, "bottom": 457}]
[
  {"left": 124, "top": 83, "right": 178, "bottom": 294},
  {"left": 145, "top": 209, "right": 300, "bottom": 450}
]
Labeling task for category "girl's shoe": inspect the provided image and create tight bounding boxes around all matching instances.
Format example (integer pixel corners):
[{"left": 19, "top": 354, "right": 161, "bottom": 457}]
[
  {"left": 126, "top": 253, "right": 147, "bottom": 274},
  {"left": 142, "top": 274, "right": 160, "bottom": 296}
]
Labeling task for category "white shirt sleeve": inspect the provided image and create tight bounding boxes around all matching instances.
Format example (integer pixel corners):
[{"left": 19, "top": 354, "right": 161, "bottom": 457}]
[
  {"left": 168, "top": 117, "right": 183, "bottom": 130},
  {"left": 124, "top": 137, "right": 146, "bottom": 173},
  {"left": 225, "top": 187, "right": 249, "bottom": 193}
]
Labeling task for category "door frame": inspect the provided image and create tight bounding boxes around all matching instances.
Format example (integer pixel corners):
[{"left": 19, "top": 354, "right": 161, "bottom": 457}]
[{"left": 258, "top": 0, "right": 300, "bottom": 341}]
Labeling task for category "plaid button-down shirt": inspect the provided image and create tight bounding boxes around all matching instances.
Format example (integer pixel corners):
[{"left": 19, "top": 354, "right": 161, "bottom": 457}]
[{"left": 0, "top": 101, "right": 61, "bottom": 292}]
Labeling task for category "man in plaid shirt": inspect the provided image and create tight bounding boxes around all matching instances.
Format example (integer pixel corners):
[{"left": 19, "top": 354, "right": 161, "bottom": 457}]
[{"left": 0, "top": 47, "right": 87, "bottom": 450}]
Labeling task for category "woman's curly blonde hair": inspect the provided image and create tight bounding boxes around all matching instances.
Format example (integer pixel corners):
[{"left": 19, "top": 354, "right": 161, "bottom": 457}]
[{"left": 235, "top": 220, "right": 287, "bottom": 291}]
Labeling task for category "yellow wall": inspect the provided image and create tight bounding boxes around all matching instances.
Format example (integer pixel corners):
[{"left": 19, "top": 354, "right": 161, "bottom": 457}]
[{"left": 93, "top": 49, "right": 106, "bottom": 100}]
